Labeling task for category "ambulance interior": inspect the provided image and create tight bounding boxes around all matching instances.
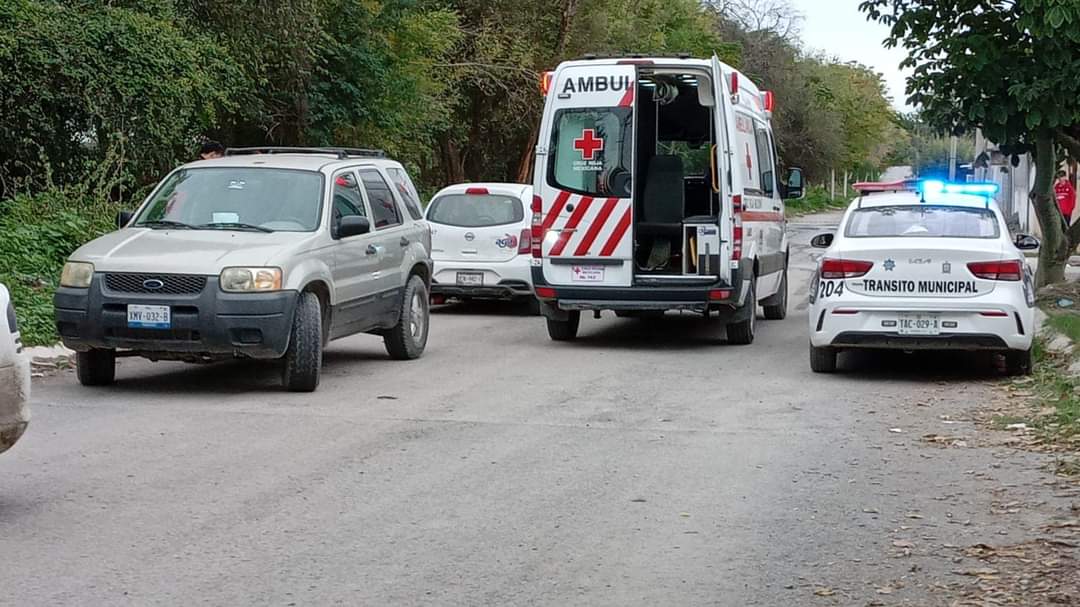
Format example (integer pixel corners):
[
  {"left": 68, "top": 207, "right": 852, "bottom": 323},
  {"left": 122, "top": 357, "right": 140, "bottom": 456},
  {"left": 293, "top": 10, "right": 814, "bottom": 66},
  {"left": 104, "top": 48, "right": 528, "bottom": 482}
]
[{"left": 633, "top": 69, "right": 721, "bottom": 277}]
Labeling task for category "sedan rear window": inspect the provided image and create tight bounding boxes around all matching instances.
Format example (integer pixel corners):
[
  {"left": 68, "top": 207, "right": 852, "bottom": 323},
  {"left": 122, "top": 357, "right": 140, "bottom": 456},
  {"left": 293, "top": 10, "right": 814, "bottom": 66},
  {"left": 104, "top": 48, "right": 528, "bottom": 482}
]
[
  {"left": 427, "top": 194, "right": 524, "bottom": 227},
  {"left": 845, "top": 206, "right": 1000, "bottom": 239}
]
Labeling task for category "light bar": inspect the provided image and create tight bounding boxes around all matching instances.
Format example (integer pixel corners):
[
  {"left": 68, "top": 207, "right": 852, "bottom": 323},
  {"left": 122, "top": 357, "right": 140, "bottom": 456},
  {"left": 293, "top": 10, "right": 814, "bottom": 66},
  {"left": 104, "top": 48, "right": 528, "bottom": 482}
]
[
  {"left": 853, "top": 179, "right": 918, "bottom": 194},
  {"left": 920, "top": 180, "right": 999, "bottom": 196}
]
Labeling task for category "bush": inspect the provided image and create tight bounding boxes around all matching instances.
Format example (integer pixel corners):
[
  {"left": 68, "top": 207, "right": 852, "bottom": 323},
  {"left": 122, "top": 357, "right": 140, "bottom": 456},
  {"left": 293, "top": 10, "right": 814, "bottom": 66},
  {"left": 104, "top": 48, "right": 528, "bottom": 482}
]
[
  {"left": 785, "top": 185, "right": 849, "bottom": 216},
  {"left": 0, "top": 189, "right": 114, "bottom": 345}
]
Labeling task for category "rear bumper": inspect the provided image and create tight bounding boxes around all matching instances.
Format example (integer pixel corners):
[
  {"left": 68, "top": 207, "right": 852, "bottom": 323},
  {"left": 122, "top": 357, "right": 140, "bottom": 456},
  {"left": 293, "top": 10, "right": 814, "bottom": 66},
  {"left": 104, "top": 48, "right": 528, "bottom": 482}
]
[
  {"left": 829, "top": 332, "right": 1010, "bottom": 350},
  {"left": 532, "top": 266, "right": 746, "bottom": 313},
  {"left": 54, "top": 274, "right": 298, "bottom": 360},
  {"left": 0, "top": 360, "right": 30, "bottom": 454},
  {"left": 431, "top": 257, "right": 532, "bottom": 299}
]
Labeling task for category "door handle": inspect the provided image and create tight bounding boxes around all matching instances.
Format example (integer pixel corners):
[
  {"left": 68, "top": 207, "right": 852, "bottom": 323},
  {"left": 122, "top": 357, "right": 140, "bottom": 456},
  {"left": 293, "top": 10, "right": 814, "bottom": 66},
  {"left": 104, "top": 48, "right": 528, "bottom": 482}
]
[
  {"left": 399, "top": 236, "right": 410, "bottom": 247},
  {"left": 366, "top": 244, "right": 379, "bottom": 256}
]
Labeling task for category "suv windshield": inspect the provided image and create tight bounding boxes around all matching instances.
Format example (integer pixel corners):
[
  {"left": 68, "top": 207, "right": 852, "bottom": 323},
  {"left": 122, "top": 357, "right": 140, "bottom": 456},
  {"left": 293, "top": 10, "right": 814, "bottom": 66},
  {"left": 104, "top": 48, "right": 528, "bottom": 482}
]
[
  {"left": 427, "top": 194, "right": 524, "bottom": 227},
  {"left": 845, "top": 205, "right": 1000, "bottom": 239},
  {"left": 135, "top": 168, "right": 324, "bottom": 232}
]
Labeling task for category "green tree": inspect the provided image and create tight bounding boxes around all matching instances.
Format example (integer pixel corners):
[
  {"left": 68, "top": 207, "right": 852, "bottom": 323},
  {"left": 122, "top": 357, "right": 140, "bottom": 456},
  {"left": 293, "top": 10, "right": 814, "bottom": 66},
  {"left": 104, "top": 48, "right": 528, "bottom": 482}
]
[{"left": 861, "top": 0, "right": 1080, "bottom": 285}]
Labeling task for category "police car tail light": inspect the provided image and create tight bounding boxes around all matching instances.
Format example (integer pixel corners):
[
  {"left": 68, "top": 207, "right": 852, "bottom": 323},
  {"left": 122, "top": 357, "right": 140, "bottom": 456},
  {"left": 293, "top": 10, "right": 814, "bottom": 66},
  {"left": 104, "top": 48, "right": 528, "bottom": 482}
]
[
  {"left": 820, "top": 258, "right": 873, "bottom": 279},
  {"left": 518, "top": 228, "right": 531, "bottom": 255},
  {"left": 967, "top": 260, "right": 1021, "bottom": 281},
  {"left": 731, "top": 195, "right": 743, "bottom": 261},
  {"left": 530, "top": 195, "right": 544, "bottom": 258}
]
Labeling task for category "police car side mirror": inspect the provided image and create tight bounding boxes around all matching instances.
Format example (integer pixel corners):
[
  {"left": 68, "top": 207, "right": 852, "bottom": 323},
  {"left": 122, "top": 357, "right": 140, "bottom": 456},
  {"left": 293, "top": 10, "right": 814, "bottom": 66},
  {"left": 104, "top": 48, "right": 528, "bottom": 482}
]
[
  {"left": 117, "top": 211, "right": 133, "bottom": 229},
  {"left": 784, "top": 167, "right": 804, "bottom": 199},
  {"left": 337, "top": 215, "right": 371, "bottom": 239},
  {"left": 1014, "top": 234, "right": 1040, "bottom": 250},
  {"left": 810, "top": 233, "right": 833, "bottom": 248}
]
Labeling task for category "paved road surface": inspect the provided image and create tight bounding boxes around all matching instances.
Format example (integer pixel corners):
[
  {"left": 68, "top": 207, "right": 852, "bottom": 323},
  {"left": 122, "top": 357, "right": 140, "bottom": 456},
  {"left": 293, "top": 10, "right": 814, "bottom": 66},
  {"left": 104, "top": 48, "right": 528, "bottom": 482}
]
[{"left": 0, "top": 214, "right": 1058, "bottom": 605}]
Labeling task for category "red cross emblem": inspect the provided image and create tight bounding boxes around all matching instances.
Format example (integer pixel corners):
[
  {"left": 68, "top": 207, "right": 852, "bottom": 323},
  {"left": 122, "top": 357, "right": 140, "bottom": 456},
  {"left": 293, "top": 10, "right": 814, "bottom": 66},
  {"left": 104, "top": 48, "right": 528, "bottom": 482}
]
[{"left": 573, "top": 129, "right": 604, "bottom": 161}]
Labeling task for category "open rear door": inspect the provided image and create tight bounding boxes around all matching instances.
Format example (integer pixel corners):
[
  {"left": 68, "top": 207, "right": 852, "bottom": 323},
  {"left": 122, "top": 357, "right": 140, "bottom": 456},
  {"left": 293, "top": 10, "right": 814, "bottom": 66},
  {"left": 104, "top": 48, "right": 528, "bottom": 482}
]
[
  {"left": 536, "top": 63, "right": 636, "bottom": 287},
  {"left": 711, "top": 54, "right": 735, "bottom": 283}
]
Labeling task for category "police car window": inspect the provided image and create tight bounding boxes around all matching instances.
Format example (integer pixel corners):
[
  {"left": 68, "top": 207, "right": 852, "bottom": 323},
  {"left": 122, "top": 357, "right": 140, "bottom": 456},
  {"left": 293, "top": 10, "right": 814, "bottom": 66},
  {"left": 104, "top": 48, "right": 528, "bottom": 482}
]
[
  {"left": 387, "top": 168, "right": 424, "bottom": 221},
  {"left": 549, "top": 107, "right": 633, "bottom": 197},
  {"left": 845, "top": 206, "right": 1000, "bottom": 239},
  {"left": 754, "top": 121, "right": 775, "bottom": 196},
  {"left": 428, "top": 194, "right": 524, "bottom": 228},
  {"left": 359, "top": 170, "right": 402, "bottom": 229},
  {"left": 332, "top": 171, "right": 367, "bottom": 224}
]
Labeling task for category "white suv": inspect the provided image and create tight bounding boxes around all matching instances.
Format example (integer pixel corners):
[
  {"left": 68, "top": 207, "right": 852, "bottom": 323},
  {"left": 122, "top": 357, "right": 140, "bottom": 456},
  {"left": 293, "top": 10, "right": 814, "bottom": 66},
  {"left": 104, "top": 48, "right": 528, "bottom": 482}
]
[
  {"left": 1, "top": 283, "right": 30, "bottom": 454},
  {"left": 426, "top": 183, "right": 536, "bottom": 310},
  {"left": 54, "top": 147, "right": 433, "bottom": 391}
]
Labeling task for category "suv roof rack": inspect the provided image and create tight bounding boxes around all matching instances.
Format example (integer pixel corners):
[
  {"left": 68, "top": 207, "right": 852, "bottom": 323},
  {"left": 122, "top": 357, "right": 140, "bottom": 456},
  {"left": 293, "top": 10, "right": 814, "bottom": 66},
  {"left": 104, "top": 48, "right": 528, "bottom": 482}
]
[{"left": 225, "top": 147, "right": 386, "bottom": 160}]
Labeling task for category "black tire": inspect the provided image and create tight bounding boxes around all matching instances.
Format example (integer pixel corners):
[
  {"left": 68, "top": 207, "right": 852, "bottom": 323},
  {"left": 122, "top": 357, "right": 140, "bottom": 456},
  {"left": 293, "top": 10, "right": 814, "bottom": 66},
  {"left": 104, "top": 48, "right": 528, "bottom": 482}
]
[
  {"left": 546, "top": 311, "right": 581, "bottom": 341},
  {"left": 76, "top": 349, "right": 116, "bottom": 386},
  {"left": 762, "top": 267, "right": 788, "bottom": 320},
  {"left": 810, "top": 344, "right": 838, "bottom": 373},
  {"left": 1004, "top": 348, "right": 1033, "bottom": 376},
  {"left": 282, "top": 291, "right": 323, "bottom": 392},
  {"left": 726, "top": 279, "right": 757, "bottom": 345},
  {"left": 384, "top": 275, "right": 430, "bottom": 360}
]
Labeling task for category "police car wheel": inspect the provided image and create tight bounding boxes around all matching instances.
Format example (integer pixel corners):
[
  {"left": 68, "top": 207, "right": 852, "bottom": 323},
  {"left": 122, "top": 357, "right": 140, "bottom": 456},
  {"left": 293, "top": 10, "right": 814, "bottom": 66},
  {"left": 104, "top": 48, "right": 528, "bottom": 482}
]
[
  {"left": 762, "top": 267, "right": 788, "bottom": 320},
  {"left": 76, "top": 349, "right": 116, "bottom": 386},
  {"left": 1004, "top": 348, "right": 1032, "bottom": 376},
  {"left": 809, "top": 344, "right": 838, "bottom": 373},
  {"left": 282, "top": 291, "right": 323, "bottom": 392},
  {"left": 546, "top": 312, "right": 580, "bottom": 341},
  {"left": 726, "top": 279, "right": 756, "bottom": 345}
]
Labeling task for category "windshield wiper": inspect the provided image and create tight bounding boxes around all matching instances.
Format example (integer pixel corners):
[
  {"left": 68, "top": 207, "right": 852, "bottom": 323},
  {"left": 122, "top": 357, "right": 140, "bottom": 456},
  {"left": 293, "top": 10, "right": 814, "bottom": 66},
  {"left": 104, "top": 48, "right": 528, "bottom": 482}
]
[
  {"left": 139, "top": 220, "right": 195, "bottom": 230},
  {"left": 198, "top": 222, "right": 274, "bottom": 233}
]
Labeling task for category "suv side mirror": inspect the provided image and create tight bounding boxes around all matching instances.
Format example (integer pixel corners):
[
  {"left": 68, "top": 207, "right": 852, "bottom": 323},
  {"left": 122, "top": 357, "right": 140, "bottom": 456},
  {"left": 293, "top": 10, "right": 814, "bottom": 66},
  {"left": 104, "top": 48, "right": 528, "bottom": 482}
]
[
  {"left": 783, "top": 167, "right": 804, "bottom": 199},
  {"left": 117, "top": 211, "right": 133, "bottom": 229},
  {"left": 1014, "top": 234, "right": 1040, "bottom": 250},
  {"left": 337, "top": 215, "right": 371, "bottom": 239},
  {"left": 810, "top": 233, "right": 833, "bottom": 248}
]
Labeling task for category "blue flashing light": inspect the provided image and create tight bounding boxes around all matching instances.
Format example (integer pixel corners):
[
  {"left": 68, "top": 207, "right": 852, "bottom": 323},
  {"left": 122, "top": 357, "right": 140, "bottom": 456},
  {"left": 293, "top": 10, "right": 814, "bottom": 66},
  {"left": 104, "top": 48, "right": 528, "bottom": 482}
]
[{"left": 919, "top": 180, "right": 999, "bottom": 197}]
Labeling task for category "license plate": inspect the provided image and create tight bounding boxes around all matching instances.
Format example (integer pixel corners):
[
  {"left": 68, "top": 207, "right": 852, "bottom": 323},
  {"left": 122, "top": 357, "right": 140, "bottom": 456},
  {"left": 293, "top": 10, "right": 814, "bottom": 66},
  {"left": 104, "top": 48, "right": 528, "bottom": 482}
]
[
  {"left": 571, "top": 265, "right": 605, "bottom": 282},
  {"left": 127, "top": 305, "right": 171, "bottom": 329},
  {"left": 456, "top": 272, "right": 483, "bottom": 287},
  {"left": 897, "top": 312, "right": 940, "bottom": 336}
]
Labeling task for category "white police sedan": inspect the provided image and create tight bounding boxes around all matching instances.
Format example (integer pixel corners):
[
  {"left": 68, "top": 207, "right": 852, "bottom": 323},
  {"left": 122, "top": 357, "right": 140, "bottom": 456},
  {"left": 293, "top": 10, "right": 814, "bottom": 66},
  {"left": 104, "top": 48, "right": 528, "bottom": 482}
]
[
  {"left": 808, "top": 180, "right": 1037, "bottom": 375},
  {"left": 1, "top": 283, "right": 30, "bottom": 453}
]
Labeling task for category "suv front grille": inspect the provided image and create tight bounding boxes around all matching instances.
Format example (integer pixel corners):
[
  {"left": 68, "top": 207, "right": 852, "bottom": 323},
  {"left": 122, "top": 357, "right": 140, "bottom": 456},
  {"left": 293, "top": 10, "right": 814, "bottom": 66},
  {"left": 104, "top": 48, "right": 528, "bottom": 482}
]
[{"left": 105, "top": 273, "right": 207, "bottom": 295}]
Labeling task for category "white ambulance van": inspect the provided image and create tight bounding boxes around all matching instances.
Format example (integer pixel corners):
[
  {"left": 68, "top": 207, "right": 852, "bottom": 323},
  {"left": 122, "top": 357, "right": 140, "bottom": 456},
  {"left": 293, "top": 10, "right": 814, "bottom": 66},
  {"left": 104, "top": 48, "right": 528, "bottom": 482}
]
[{"left": 530, "top": 54, "right": 803, "bottom": 343}]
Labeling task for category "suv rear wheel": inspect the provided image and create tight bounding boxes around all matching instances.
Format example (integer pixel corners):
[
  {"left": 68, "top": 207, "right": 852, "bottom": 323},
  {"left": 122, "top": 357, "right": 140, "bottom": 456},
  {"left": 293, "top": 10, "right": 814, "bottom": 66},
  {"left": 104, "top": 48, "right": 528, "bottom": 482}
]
[
  {"left": 77, "top": 349, "right": 116, "bottom": 386},
  {"left": 282, "top": 291, "right": 323, "bottom": 392},
  {"left": 384, "top": 274, "right": 429, "bottom": 360}
]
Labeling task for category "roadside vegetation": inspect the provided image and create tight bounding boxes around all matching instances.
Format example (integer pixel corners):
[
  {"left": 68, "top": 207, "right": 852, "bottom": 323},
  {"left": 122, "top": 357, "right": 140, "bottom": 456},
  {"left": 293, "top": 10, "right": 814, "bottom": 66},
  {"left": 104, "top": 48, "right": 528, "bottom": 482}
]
[{"left": 784, "top": 186, "right": 849, "bottom": 217}]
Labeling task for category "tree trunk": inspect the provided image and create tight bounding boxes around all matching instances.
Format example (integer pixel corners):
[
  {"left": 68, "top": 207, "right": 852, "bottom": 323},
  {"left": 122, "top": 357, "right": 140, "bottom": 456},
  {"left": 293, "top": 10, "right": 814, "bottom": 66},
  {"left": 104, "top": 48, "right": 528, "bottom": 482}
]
[
  {"left": 439, "top": 135, "right": 465, "bottom": 184},
  {"left": 515, "top": 121, "right": 540, "bottom": 184},
  {"left": 1032, "top": 130, "right": 1065, "bottom": 286}
]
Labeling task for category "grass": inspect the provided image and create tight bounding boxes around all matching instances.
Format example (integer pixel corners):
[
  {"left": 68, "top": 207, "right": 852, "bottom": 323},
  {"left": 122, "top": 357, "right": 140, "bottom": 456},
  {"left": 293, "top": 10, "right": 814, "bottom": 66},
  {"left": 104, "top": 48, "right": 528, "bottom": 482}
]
[{"left": 784, "top": 185, "right": 849, "bottom": 217}]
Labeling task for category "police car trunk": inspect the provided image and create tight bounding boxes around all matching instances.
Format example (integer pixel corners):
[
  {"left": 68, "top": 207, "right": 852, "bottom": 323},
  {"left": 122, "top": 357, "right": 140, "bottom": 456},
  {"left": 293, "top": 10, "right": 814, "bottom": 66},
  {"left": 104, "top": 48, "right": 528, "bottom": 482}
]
[{"left": 531, "top": 56, "right": 745, "bottom": 313}]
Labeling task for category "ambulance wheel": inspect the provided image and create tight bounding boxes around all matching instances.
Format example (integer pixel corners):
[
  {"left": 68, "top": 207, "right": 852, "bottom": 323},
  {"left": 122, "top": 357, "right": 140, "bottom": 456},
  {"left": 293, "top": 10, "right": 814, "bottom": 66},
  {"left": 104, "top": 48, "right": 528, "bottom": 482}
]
[
  {"left": 1004, "top": 348, "right": 1032, "bottom": 376},
  {"left": 546, "top": 312, "right": 580, "bottom": 341},
  {"left": 809, "top": 344, "right": 838, "bottom": 373},
  {"left": 726, "top": 279, "right": 756, "bottom": 345},
  {"left": 762, "top": 267, "right": 788, "bottom": 320},
  {"left": 76, "top": 349, "right": 116, "bottom": 386}
]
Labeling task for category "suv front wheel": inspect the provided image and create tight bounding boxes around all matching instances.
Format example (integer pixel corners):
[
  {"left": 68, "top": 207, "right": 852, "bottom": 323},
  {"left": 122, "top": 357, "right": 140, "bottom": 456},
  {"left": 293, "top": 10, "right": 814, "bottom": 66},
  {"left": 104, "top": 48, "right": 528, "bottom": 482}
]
[
  {"left": 384, "top": 274, "right": 430, "bottom": 360},
  {"left": 282, "top": 291, "right": 323, "bottom": 392}
]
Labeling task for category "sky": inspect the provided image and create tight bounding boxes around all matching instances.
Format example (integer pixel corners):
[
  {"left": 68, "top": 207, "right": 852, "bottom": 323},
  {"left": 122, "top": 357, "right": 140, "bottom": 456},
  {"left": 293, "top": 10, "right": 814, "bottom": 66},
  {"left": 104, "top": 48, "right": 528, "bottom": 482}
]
[{"left": 788, "top": 0, "right": 913, "bottom": 112}]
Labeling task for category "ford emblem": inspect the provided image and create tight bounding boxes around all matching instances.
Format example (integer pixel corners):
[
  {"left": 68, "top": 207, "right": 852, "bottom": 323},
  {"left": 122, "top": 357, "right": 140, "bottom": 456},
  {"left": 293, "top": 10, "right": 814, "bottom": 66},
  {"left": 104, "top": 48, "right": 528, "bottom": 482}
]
[
  {"left": 143, "top": 279, "right": 165, "bottom": 291},
  {"left": 464, "top": 232, "right": 475, "bottom": 242}
]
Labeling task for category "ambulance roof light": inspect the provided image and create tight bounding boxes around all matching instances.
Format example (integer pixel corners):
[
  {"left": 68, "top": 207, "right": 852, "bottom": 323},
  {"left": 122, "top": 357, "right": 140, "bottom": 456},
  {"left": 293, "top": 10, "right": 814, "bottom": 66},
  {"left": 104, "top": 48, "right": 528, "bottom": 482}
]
[
  {"left": 730, "top": 72, "right": 739, "bottom": 95},
  {"left": 540, "top": 71, "right": 554, "bottom": 96},
  {"left": 763, "top": 91, "right": 774, "bottom": 113}
]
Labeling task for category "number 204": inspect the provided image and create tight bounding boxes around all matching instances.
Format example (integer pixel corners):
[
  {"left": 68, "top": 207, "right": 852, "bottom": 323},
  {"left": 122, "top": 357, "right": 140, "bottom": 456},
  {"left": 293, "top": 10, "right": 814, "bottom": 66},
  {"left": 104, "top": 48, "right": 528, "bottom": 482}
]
[{"left": 817, "top": 280, "right": 844, "bottom": 299}]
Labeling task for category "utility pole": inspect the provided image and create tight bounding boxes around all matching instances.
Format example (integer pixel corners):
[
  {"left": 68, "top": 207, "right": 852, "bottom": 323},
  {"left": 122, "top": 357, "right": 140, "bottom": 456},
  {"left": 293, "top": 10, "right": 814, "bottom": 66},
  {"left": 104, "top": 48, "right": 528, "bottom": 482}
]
[{"left": 948, "top": 135, "right": 958, "bottom": 181}]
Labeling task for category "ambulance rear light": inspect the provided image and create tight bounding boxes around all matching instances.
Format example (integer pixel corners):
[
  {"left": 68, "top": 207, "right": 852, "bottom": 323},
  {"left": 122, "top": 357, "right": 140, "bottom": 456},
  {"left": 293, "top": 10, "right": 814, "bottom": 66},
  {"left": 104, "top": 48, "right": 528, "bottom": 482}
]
[
  {"left": 820, "top": 258, "right": 873, "bottom": 279},
  {"left": 518, "top": 228, "right": 531, "bottom": 255},
  {"left": 535, "top": 287, "right": 557, "bottom": 300},
  {"left": 465, "top": 187, "right": 490, "bottom": 195},
  {"left": 967, "top": 260, "right": 1021, "bottom": 281},
  {"left": 730, "top": 72, "right": 739, "bottom": 95},
  {"left": 531, "top": 195, "right": 544, "bottom": 258},
  {"left": 540, "top": 71, "right": 554, "bottom": 96},
  {"left": 731, "top": 195, "right": 743, "bottom": 261},
  {"left": 762, "top": 90, "right": 774, "bottom": 112}
]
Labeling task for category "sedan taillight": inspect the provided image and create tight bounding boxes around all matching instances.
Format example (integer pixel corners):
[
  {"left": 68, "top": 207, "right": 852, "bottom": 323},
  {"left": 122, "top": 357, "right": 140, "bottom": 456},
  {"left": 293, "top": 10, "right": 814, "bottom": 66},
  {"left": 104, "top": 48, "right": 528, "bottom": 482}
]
[
  {"left": 820, "top": 258, "right": 873, "bottom": 279},
  {"left": 518, "top": 228, "right": 531, "bottom": 255},
  {"left": 967, "top": 260, "right": 1022, "bottom": 281},
  {"left": 530, "top": 195, "right": 544, "bottom": 258}
]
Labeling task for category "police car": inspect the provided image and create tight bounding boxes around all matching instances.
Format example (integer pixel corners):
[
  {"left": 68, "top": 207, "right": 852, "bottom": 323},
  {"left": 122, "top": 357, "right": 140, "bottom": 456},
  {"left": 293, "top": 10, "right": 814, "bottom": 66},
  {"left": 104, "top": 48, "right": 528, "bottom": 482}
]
[
  {"left": 426, "top": 183, "right": 537, "bottom": 310},
  {"left": 1, "top": 283, "right": 30, "bottom": 454},
  {"left": 808, "top": 180, "right": 1038, "bottom": 374}
]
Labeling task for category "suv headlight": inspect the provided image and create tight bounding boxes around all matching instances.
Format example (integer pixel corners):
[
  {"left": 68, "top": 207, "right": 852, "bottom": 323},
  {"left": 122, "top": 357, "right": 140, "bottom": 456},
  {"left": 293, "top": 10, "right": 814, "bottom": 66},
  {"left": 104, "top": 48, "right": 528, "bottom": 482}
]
[
  {"left": 60, "top": 261, "right": 95, "bottom": 288},
  {"left": 220, "top": 267, "right": 283, "bottom": 293}
]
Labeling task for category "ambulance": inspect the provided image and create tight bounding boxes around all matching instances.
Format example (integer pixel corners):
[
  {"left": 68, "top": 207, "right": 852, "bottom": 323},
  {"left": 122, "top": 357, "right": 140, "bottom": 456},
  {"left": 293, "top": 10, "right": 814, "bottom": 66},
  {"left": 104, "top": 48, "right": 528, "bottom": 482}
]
[{"left": 530, "top": 54, "right": 803, "bottom": 342}]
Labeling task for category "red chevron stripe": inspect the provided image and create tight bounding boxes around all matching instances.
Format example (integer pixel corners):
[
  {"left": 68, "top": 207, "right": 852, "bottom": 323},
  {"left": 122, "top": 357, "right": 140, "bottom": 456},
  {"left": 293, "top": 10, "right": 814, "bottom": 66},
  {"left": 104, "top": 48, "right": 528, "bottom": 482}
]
[
  {"left": 599, "top": 207, "right": 632, "bottom": 257},
  {"left": 548, "top": 196, "right": 594, "bottom": 257},
  {"left": 573, "top": 197, "right": 619, "bottom": 256},
  {"left": 541, "top": 190, "right": 571, "bottom": 233},
  {"left": 617, "top": 84, "right": 635, "bottom": 107}
]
